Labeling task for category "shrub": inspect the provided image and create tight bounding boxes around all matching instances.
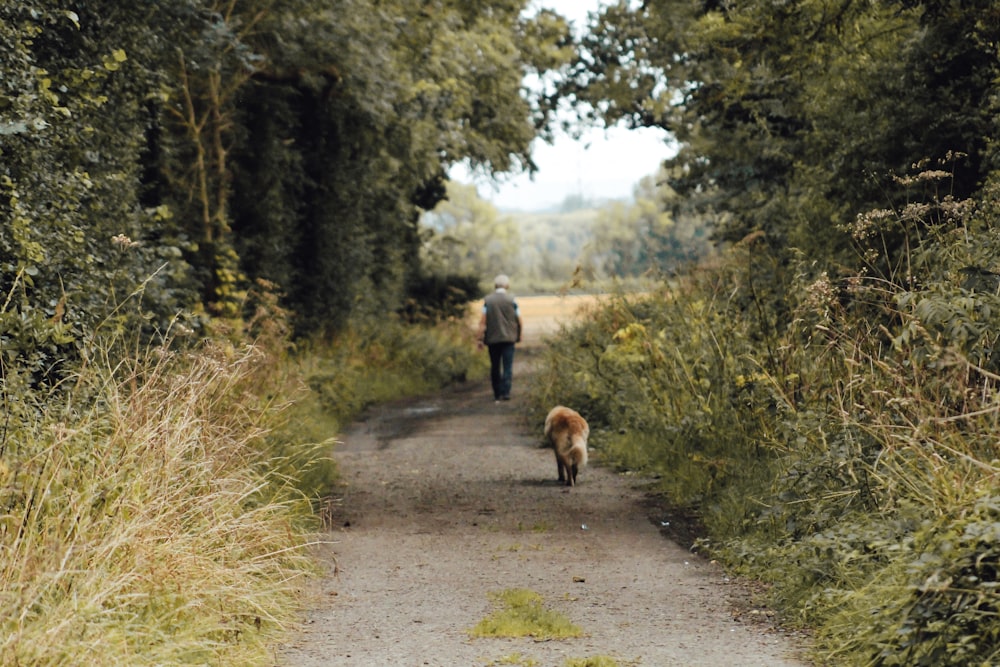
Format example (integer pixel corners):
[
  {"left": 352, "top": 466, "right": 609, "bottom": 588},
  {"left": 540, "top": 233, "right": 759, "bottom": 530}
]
[
  {"left": 401, "top": 271, "right": 485, "bottom": 323},
  {"left": 528, "top": 169, "right": 1000, "bottom": 664},
  {"left": 303, "top": 315, "right": 487, "bottom": 429}
]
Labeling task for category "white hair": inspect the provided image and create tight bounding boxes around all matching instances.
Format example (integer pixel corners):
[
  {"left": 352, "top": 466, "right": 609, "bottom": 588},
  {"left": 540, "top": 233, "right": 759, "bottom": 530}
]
[{"left": 494, "top": 274, "right": 510, "bottom": 288}]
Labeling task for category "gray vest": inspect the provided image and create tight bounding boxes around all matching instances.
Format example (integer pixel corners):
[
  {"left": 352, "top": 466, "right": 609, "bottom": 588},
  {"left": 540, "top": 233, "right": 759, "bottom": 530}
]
[{"left": 483, "top": 290, "right": 519, "bottom": 344}]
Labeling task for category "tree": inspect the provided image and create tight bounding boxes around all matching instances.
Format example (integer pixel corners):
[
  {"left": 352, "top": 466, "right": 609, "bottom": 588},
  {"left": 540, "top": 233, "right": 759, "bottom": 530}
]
[
  {"left": 563, "top": 0, "right": 1000, "bottom": 264},
  {"left": 223, "top": 0, "right": 575, "bottom": 334},
  {"left": 421, "top": 182, "right": 521, "bottom": 281},
  {"left": 584, "top": 172, "right": 713, "bottom": 278}
]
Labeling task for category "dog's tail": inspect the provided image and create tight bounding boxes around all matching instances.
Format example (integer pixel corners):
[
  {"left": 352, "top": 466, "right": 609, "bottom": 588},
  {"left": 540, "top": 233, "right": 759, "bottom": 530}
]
[{"left": 569, "top": 433, "right": 588, "bottom": 468}]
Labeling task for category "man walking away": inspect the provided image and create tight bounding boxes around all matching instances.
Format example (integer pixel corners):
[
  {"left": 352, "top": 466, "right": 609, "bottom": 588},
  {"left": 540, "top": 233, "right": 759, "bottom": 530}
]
[{"left": 477, "top": 274, "right": 523, "bottom": 402}]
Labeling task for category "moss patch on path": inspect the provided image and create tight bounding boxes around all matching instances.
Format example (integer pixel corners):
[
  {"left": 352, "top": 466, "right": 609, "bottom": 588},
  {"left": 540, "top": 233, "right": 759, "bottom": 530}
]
[{"left": 470, "top": 588, "right": 583, "bottom": 639}]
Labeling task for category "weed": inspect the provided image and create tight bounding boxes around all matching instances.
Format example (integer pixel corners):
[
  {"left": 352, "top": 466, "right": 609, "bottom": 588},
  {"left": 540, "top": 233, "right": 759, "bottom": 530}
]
[
  {"left": 516, "top": 521, "right": 552, "bottom": 533},
  {"left": 564, "top": 657, "right": 629, "bottom": 667},
  {"left": 486, "top": 653, "right": 540, "bottom": 666},
  {"left": 303, "top": 317, "right": 487, "bottom": 428},
  {"left": 470, "top": 588, "right": 583, "bottom": 639}
]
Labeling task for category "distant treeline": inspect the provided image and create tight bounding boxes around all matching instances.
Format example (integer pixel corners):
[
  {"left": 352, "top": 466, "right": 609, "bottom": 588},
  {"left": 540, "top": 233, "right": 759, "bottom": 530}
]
[{"left": 422, "top": 177, "right": 715, "bottom": 292}]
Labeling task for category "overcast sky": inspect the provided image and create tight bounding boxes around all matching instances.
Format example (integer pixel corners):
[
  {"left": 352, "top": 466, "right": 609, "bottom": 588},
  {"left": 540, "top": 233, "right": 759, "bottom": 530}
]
[{"left": 449, "top": 0, "right": 675, "bottom": 212}]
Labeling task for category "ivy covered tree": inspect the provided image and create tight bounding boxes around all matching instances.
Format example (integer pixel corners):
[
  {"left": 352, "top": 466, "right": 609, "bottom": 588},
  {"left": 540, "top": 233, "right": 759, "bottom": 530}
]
[{"left": 0, "top": 2, "right": 206, "bottom": 386}]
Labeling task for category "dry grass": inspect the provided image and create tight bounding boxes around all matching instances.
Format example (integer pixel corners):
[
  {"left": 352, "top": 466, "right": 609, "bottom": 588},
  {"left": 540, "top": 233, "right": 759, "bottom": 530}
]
[{"left": 0, "top": 341, "right": 321, "bottom": 666}]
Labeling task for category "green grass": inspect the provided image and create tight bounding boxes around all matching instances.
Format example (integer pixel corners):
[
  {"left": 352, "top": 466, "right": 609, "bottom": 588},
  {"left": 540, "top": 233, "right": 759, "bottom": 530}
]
[
  {"left": 485, "top": 654, "right": 540, "bottom": 666},
  {"left": 564, "top": 657, "right": 627, "bottom": 667},
  {"left": 526, "top": 194, "right": 1000, "bottom": 665},
  {"left": 515, "top": 521, "right": 552, "bottom": 533},
  {"left": 301, "top": 317, "right": 487, "bottom": 429},
  {"left": 470, "top": 588, "right": 583, "bottom": 639}
]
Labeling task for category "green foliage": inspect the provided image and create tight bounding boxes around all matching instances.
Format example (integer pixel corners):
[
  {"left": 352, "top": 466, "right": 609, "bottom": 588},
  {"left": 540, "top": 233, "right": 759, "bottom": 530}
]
[
  {"left": 823, "top": 498, "right": 1000, "bottom": 667},
  {"left": 529, "top": 171, "right": 1000, "bottom": 664},
  {"left": 528, "top": 241, "right": 791, "bottom": 508},
  {"left": 486, "top": 654, "right": 539, "bottom": 667},
  {"left": 563, "top": 657, "right": 626, "bottom": 667},
  {"left": 221, "top": 0, "right": 574, "bottom": 335},
  {"left": 422, "top": 182, "right": 523, "bottom": 281},
  {"left": 512, "top": 208, "right": 598, "bottom": 288},
  {"left": 402, "top": 271, "right": 485, "bottom": 323},
  {"left": 302, "top": 316, "right": 487, "bottom": 429},
  {"left": 470, "top": 588, "right": 583, "bottom": 639},
  {"left": 0, "top": 2, "right": 199, "bottom": 383},
  {"left": 583, "top": 171, "right": 715, "bottom": 278},
  {"left": 566, "top": 0, "right": 1000, "bottom": 261}
]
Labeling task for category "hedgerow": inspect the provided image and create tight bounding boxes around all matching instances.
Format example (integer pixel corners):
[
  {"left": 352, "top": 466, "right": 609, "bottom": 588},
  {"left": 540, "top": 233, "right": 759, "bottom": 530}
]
[{"left": 529, "top": 168, "right": 1000, "bottom": 665}]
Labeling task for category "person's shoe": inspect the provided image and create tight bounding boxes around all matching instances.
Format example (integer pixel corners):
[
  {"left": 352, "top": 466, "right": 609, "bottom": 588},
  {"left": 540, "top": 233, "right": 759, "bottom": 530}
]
[{"left": 500, "top": 395, "right": 511, "bottom": 401}]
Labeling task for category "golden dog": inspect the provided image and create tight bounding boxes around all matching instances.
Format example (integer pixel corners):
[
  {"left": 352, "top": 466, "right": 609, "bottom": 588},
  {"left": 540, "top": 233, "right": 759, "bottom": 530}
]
[{"left": 544, "top": 406, "right": 589, "bottom": 486}]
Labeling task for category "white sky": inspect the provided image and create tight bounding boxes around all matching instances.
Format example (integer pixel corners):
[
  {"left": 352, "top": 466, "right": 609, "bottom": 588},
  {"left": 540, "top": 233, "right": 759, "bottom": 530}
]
[{"left": 450, "top": 0, "right": 675, "bottom": 212}]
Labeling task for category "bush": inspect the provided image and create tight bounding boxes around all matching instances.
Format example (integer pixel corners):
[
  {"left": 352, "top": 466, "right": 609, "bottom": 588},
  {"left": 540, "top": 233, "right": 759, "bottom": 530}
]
[
  {"left": 401, "top": 271, "right": 485, "bottom": 323},
  {"left": 302, "top": 315, "right": 487, "bottom": 429},
  {"left": 528, "top": 171, "right": 1000, "bottom": 664},
  {"left": 527, "top": 250, "right": 789, "bottom": 512}
]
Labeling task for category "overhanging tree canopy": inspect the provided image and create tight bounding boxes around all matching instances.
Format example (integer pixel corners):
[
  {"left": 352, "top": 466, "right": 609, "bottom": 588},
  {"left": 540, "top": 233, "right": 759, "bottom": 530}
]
[
  {"left": 1, "top": 0, "right": 576, "bottom": 367},
  {"left": 563, "top": 0, "right": 1000, "bottom": 259}
]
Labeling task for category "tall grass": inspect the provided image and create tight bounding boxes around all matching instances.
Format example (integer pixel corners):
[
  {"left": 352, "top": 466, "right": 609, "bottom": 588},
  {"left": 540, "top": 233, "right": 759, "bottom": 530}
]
[
  {"left": 1, "top": 262, "right": 487, "bottom": 664},
  {"left": 0, "top": 338, "right": 320, "bottom": 665},
  {"left": 529, "top": 171, "right": 1000, "bottom": 664}
]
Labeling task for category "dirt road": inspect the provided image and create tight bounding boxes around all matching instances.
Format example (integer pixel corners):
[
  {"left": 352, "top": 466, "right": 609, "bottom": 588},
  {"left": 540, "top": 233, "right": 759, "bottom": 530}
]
[{"left": 275, "top": 296, "right": 810, "bottom": 666}]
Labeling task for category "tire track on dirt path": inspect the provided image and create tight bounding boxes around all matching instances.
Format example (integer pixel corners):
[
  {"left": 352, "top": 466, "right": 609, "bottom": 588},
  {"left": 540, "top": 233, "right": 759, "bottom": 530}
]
[{"left": 275, "top": 349, "right": 811, "bottom": 667}]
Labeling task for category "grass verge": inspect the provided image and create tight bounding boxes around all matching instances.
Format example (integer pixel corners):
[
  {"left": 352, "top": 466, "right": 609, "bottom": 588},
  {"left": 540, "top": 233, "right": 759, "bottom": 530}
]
[
  {"left": 0, "top": 340, "right": 319, "bottom": 665},
  {"left": 1, "top": 312, "right": 486, "bottom": 664}
]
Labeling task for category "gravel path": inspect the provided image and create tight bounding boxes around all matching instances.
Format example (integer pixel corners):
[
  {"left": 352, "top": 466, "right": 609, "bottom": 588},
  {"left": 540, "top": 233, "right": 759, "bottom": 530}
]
[{"left": 274, "top": 348, "right": 811, "bottom": 667}]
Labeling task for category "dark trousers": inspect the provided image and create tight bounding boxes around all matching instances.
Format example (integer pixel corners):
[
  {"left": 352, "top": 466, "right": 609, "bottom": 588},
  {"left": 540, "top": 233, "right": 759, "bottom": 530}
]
[{"left": 488, "top": 342, "right": 515, "bottom": 399}]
